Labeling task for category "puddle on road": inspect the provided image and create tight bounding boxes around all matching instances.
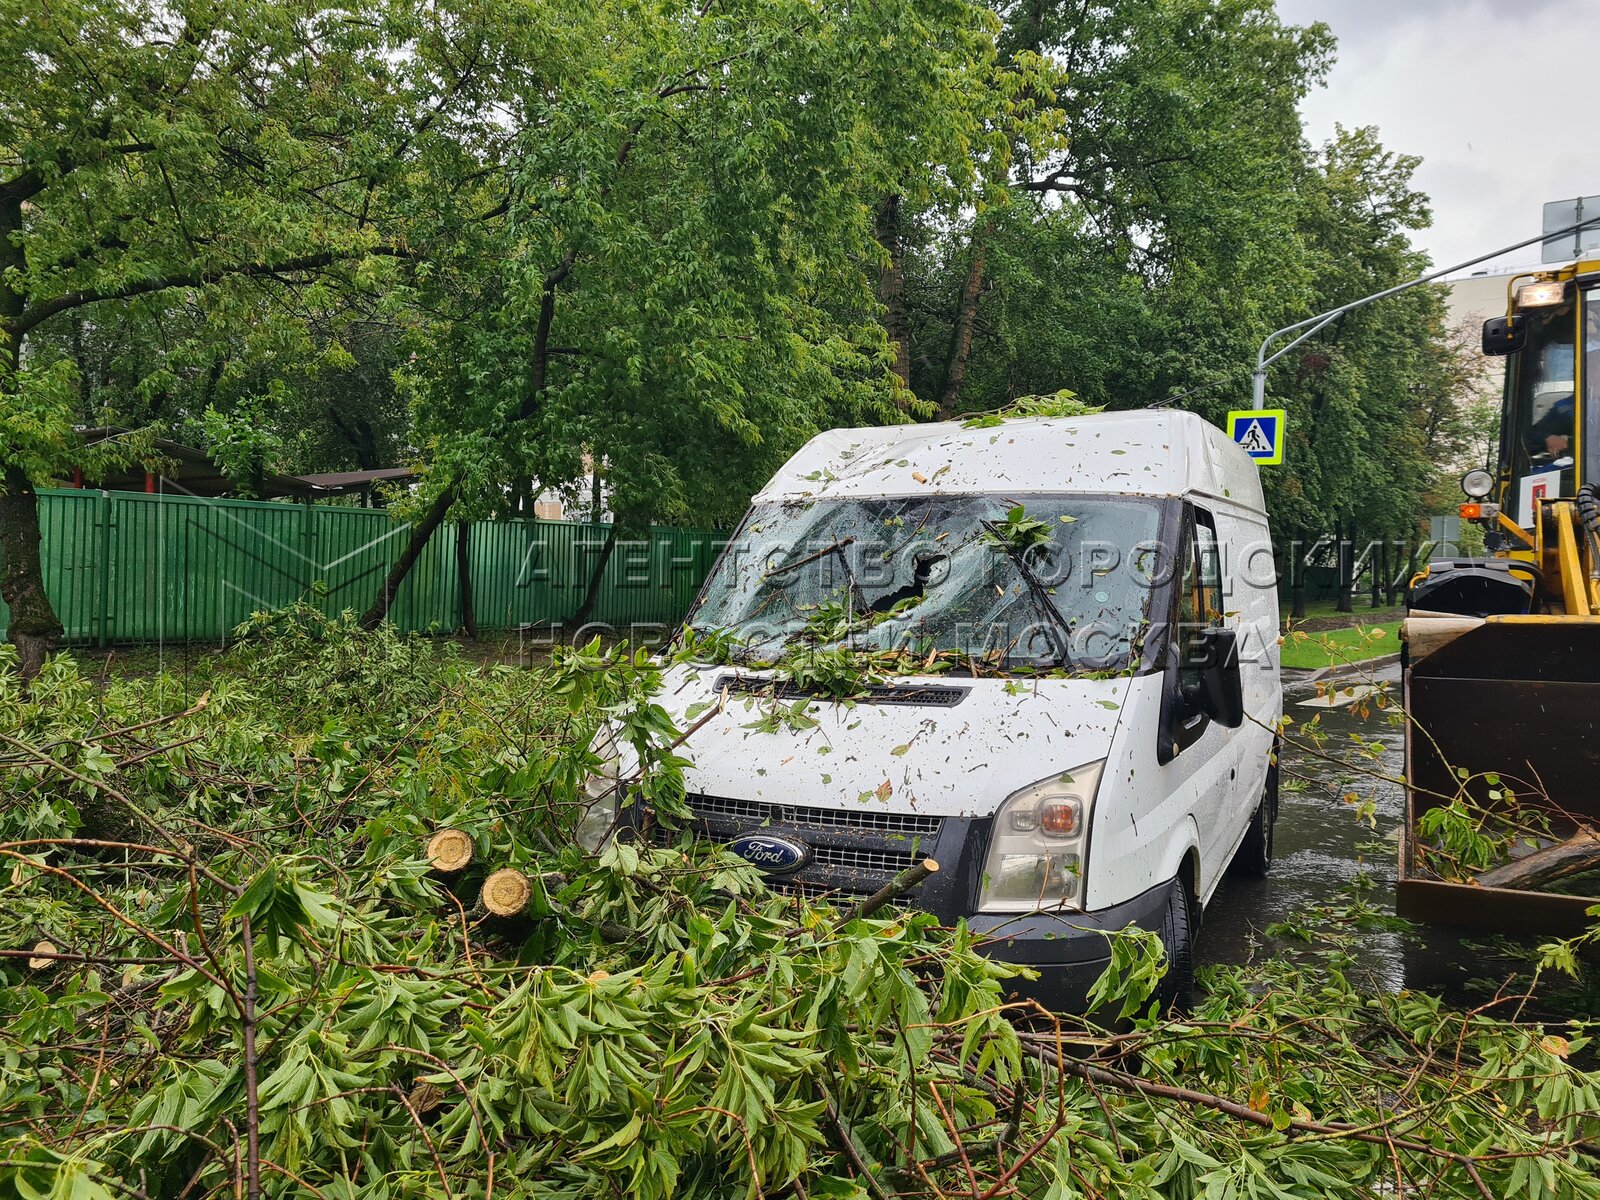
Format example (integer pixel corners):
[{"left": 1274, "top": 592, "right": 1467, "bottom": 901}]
[
  {"left": 1201, "top": 665, "right": 1552, "bottom": 1010},
  {"left": 1295, "top": 682, "right": 1380, "bottom": 708}
]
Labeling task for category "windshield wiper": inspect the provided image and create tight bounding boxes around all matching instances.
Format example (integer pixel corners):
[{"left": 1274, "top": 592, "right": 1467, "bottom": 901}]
[{"left": 980, "top": 520, "right": 1075, "bottom": 669}]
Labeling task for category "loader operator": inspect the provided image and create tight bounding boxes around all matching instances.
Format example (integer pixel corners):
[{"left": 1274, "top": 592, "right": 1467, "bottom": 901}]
[{"left": 1530, "top": 392, "right": 1575, "bottom": 463}]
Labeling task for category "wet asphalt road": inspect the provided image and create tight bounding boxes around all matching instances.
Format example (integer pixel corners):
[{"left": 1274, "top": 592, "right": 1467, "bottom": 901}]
[{"left": 1198, "top": 664, "right": 1544, "bottom": 1006}]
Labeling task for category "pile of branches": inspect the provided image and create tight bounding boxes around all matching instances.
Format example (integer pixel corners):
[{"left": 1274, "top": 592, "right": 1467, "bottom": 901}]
[{"left": 2, "top": 612, "right": 1598, "bottom": 1199}]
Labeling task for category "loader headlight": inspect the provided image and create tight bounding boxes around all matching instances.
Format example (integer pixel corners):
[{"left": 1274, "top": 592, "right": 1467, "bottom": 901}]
[
  {"left": 576, "top": 726, "right": 623, "bottom": 852},
  {"left": 1461, "top": 469, "right": 1494, "bottom": 499},
  {"left": 978, "top": 760, "right": 1104, "bottom": 913},
  {"left": 1514, "top": 280, "right": 1565, "bottom": 309}
]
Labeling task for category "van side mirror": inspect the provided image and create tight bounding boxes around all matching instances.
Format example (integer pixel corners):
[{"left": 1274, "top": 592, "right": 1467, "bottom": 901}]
[
  {"left": 1187, "top": 627, "right": 1243, "bottom": 728},
  {"left": 1482, "top": 315, "right": 1527, "bottom": 356}
]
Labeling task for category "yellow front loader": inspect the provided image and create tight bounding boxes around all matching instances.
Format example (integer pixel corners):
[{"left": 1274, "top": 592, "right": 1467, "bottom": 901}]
[{"left": 1401, "top": 257, "right": 1600, "bottom": 935}]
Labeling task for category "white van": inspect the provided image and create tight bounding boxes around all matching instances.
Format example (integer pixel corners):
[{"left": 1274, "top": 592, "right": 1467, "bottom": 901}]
[{"left": 590, "top": 410, "right": 1281, "bottom": 1009}]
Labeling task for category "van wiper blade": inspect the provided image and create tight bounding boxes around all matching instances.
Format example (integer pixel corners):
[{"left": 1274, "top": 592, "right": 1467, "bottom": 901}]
[{"left": 980, "top": 520, "right": 1075, "bottom": 669}]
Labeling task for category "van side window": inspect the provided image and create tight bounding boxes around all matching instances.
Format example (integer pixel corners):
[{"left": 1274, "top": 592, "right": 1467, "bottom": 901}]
[
  {"left": 1179, "top": 509, "right": 1223, "bottom": 676},
  {"left": 1196, "top": 517, "right": 1222, "bottom": 623}
]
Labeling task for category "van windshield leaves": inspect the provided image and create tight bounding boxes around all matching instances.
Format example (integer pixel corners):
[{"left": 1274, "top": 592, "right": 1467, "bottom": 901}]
[{"left": 688, "top": 494, "right": 1164, "bottom": 672}]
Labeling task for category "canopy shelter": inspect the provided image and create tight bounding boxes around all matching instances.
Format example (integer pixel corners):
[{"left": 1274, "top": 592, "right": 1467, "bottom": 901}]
[
  {"left": 293, "top": 467, "right": 416, "bottom": 506},
  {"left": 68, "top": 428, "right": 413, "bottom": 503},
  {"left": 73, "top": 428, "right": 319, "bottom": 500}
]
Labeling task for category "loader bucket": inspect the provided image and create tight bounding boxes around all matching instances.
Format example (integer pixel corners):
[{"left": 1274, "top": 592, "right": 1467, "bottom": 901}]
[{"left": 1400, "top": 615, "right": 1600, "bottom": 935}]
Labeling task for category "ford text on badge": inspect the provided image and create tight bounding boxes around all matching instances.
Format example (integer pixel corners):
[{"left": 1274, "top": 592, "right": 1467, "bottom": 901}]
[{"left": 727, "top": 833, "right": 810, "bottom": 874}]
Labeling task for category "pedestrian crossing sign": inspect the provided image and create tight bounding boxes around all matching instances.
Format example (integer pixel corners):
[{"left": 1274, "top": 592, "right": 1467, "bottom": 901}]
[{"left": 1226, "top": 408, "right": 1286, "bottom": 465}]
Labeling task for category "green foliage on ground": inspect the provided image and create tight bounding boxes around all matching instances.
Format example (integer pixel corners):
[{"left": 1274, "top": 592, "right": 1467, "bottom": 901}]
[{"left": 3, "top": 621, "right": 1599, "bottom": 1198}]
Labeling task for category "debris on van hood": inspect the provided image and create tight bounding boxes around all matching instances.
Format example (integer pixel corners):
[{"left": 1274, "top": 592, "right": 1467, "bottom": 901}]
[{"left": 656, "top": 661, "right": 1132, "bottom": 820}]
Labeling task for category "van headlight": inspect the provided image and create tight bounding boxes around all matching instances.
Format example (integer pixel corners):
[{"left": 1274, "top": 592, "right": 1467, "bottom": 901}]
[
  {"left": 576, "top": 726, "right": 623, "bottom": 852},
  {"left": 978, "top": 760, "right": 1104, "bottom": 912}
]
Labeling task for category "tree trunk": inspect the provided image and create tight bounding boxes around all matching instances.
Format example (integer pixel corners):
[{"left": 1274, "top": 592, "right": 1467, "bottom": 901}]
[
  {"left": 359, "top": 478, "right": 459, "bottom": 630},
  {"left": 1390, "top": 538, "right": 1411, "bottom": 605},
  {"left": 455, "top": 519, "right": 477, "bottom": 640},
  {"left": 569, "top": 523, "right": 619, "bottom": 632},
  {"left": 364, "top": 254, "right": 570, "bottom": 626},
  {"left": 1290, "top": 534, "right": 1307, "bottom": 620},
  {"left": 1, "top": 195, "right": 64, "bottom": 682},
  {"left": 874, "top": 194, "right": 912, "bottom": 394},
  {"left": 937, "top": 225, "right": 988, "bottom": 419},
  {"left": 1475, "top": 827, "right": 1600, "bottom": 891},
  {"left": 1370, "top": 539, "right": 1385, "bottom": 608},
  {"left": 0, "top": 467, "right": 63, "bottom": 681}
]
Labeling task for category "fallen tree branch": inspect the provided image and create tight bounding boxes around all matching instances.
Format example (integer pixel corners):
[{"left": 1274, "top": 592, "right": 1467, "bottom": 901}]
[
  {"left": 837, "top": 858, "right": 938, "bottom": 927},
  {"left": 819, "top": 1085, "right": 892, "bottom": 1200},
  {"left": 1475, "top": 826, "right": 1600, "bottom": 891},
  {"left": 1023, "top": 1044, "right": 1500, "bottom": 1200}
]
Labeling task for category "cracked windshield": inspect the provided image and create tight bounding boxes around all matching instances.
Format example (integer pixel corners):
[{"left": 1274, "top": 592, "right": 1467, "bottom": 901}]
[{"left": 689, "top": 495, "right": 1163, "bottom": 670}]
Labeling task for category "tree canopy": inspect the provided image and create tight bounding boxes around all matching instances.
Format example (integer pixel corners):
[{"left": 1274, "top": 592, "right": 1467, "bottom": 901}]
[
  {"left": 1, "top": 0, "right": 1491, "bottom": 664},
  {"left": 0, "top": 0, "right": 514, "bottom": 669}
]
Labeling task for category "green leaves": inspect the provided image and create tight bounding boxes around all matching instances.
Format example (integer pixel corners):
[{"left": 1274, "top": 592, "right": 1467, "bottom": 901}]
[
  {"left": 980, "top": 504, "right": 1054, "bottom": 552},
  {"left": 226, "top": 860, "right": 341, "bottom": 954},
  {"left": 8, "top": 616, "right": 1600, "bottom": 1200},
  {"left": 4, "top": 1147, "right": 122, "bottom": 1200}
]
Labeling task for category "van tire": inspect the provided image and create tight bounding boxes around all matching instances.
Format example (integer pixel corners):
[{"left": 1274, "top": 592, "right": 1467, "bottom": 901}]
[
  {"left": 1230, "top": 756, "right": 1278, "bottom": 879},
  {"left": 1155, "top": 876, "right": 1195, "bottom": 1013}
]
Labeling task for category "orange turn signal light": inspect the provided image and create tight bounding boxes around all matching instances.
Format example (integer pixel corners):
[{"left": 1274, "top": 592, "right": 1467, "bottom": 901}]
[
  {"left": 1040, "top": 800, "right": 1079, "bottom": 835},
  {"left": 1459, "top": 503, "right": 1484, "bottom": 519}
]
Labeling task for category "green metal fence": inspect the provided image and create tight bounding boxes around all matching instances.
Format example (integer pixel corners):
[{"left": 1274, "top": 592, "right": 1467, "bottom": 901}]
[{"left": 0, "top": 489, "right": 725, "bottom": 645}]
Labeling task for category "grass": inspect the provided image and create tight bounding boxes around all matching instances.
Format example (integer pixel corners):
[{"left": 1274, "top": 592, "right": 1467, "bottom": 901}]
[
  {"left": 1279, "top": 621, "right": 1400, "bottom": 671},
  {"left": 1281, "top": 596, "right": 1404, "bottom": 626}
]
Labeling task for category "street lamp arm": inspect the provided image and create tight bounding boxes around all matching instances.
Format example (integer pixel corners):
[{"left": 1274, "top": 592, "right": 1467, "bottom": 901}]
[{"left": 1250, "top": 216, "right": 1600, "bottom": 407}]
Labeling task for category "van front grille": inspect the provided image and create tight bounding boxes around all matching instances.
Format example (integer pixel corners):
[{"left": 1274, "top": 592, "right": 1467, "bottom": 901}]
[
  {"left": 688, "top": 793, "right": 942, "bottom": 837},
  {"left": 645, "top": 792, "right": 946, "bottom": 898},
  {"left": 810, "top": 845, "right": 920, "bottom": 876}
]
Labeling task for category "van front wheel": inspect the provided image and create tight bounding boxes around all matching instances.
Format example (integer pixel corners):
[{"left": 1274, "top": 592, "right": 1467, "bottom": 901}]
[
  {"left": 1230, "top": 757, "right": 1278, "bottom": 878},
  {"left": 1155, "top": 877, "right": 1195, "bottom": 1013}
]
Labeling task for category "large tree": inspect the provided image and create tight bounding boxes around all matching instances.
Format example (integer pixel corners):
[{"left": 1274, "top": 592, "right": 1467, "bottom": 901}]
[
  {"left": 1260, "top": 126, "right": 1461, "bottom": 612},
  {"left": 360, "top": 0, "right": 1058, "bottom": 629},
  {"left": 893, "top": 5, "right": 1478, "bottom": 610},
  {"left": 0, "top": 0, "right": 511, "bottom": 675},
  {"left": 908, "top": 0, "right": 1333, "bottom": 417}
]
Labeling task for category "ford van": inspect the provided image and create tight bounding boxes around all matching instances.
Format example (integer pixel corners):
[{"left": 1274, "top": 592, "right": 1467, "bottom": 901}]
[{"left": 583, "top": 409, "right": 1282, "bottom": 1010}]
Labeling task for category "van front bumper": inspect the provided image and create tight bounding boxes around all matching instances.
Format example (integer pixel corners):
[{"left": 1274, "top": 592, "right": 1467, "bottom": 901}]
[{"left": 964, "top": 879, "right": 1176, "bottom": 1014}]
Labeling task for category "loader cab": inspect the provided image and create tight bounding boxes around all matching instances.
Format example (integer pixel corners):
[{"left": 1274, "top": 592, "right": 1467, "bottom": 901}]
[{"left": 1486, "top": 268, "right": 1600, "bottom": 528}]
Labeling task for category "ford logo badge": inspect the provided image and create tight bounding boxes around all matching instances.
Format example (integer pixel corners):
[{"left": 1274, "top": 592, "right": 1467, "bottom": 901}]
[{"left": 728, "top": 833, "right": 810, "bottom": 874}]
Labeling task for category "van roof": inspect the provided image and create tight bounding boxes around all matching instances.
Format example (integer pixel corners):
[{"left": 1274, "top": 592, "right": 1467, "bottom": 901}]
[{"left": 756, "top": 409, "right": 1265, "bottom": 509}]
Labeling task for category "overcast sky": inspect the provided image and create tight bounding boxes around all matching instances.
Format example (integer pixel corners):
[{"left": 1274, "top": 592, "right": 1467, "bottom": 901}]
[{"left": 1276, "top": 0, "right": 1600, "bottom": 275}]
